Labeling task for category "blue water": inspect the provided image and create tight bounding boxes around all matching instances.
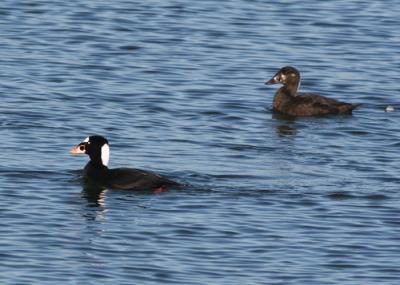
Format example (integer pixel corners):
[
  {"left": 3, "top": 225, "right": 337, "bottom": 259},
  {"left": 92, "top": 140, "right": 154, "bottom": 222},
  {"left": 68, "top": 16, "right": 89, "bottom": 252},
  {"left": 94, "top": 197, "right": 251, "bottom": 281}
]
[{"left": 1, "top": 0, "right": 400, "bottom": 284}]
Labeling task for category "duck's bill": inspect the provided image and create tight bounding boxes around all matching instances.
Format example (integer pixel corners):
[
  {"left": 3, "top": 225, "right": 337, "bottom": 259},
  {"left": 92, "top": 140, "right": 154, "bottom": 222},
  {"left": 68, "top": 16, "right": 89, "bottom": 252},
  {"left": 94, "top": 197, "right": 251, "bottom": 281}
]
[{"left": 265, "top": 76, "right": 279, "bottom": 85}]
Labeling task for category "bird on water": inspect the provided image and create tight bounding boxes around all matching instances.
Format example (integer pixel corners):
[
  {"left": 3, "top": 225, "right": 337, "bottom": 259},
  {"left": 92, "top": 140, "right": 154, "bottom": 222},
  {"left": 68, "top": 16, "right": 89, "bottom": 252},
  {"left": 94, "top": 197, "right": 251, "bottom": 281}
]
[
  {"left": 71, "top": 135, "right": 178, "bottom": 192},
  {"left": 266, "top": 66, "right": 360, "bottom": 116}
]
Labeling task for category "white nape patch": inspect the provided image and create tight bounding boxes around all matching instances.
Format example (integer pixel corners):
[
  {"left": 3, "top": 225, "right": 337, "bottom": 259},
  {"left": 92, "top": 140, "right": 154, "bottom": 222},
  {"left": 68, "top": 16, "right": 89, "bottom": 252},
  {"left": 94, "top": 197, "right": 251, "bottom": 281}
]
[
  {"left": 83, "top": 137, "right": 90, "bottom": 143},
  {"left": 101, "top": 144, "right": 110, "bottom": 166}
]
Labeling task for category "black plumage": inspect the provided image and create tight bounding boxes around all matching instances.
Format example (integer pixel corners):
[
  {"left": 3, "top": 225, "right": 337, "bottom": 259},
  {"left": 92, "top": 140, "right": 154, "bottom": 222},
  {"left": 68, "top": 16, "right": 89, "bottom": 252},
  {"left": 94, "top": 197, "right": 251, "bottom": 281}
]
[{"left": 71, "top": 135, "right": 178, "bottom": 191}]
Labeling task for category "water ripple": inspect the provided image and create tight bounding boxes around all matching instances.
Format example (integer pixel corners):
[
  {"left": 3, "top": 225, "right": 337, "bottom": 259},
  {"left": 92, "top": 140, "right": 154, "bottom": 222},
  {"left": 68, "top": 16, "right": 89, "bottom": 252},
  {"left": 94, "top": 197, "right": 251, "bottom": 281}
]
[{"left": 1, "top": 0, "right": 400, "bottom": 284}]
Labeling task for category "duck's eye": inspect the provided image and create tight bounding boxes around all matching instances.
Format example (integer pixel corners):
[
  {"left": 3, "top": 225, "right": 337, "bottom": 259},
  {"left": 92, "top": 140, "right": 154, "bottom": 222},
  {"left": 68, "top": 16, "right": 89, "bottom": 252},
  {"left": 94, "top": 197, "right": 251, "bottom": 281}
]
[{"left": 79, "top": 145, "right": 85, "bottom": 151}]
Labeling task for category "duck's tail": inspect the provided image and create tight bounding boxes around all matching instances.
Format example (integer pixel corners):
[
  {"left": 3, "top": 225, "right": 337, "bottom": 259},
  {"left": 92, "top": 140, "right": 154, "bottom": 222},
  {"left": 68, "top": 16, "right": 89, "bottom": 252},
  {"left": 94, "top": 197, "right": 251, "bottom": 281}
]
[
  {"left": 339, "top": 103, "right": 362, "bottom": 114},
  {"left": 351, "top": 103, "right": 363, "bottom": 110}
]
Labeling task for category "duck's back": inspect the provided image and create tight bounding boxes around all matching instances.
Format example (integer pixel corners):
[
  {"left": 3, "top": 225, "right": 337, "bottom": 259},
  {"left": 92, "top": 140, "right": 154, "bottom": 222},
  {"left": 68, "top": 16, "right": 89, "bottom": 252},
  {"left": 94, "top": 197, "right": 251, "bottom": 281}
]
[
  {"left": 106, "top": 167, "right": 178, "bottom": 190},
  {"left": 83, "top": 162, "right": 178, "bottom": 190},
  {"left": 274, "top": 91, "right": 358, "bottom": 116}
]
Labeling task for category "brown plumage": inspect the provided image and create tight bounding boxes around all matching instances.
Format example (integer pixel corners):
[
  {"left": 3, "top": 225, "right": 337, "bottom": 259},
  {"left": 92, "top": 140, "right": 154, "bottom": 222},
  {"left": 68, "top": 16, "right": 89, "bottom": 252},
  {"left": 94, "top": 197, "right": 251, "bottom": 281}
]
[{"left": 266, "top": 66, "right": 360, "bottom": 116}]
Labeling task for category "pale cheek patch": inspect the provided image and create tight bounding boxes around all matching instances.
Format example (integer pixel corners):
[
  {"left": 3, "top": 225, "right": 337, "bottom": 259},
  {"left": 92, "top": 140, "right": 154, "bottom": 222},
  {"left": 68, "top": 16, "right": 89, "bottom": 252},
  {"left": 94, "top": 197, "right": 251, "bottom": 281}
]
[
  {"left": 280, "top": 74, "right": 287, "bottom": 81},
  {"left": 101, "top": 144, "right": 110, "bottom": 166}
]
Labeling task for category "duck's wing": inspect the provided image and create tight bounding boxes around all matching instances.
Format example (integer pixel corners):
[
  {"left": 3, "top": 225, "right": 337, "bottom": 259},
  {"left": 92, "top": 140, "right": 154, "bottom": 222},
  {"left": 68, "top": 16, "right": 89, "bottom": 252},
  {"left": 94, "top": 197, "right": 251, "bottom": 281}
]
[
  {"left": 297, "top": 92, "right": 341, "bottom": 104},
  {"left": 292, "top": 93, "right": 357, "bottom": 115},
  {"left": 107, "top": 167, "right": 178, "bottom": 190}
]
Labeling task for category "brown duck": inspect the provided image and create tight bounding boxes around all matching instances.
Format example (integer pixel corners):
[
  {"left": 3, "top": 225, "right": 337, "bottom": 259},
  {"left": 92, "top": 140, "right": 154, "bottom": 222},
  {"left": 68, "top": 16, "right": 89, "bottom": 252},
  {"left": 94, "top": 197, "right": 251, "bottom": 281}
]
[{"left": 266, "top": 66, "right": 360, "bottom": 116}]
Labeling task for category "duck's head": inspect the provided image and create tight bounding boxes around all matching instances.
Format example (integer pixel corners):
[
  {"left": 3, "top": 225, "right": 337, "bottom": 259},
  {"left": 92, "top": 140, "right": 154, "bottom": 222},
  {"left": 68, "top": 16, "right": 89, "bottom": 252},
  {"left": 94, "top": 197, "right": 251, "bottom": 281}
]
[
  {"left": 265, "top": 66, "right": 300, "bottom": 86},
  {"left": 71, "top": 135, "right": 110, "bottom": 167}
]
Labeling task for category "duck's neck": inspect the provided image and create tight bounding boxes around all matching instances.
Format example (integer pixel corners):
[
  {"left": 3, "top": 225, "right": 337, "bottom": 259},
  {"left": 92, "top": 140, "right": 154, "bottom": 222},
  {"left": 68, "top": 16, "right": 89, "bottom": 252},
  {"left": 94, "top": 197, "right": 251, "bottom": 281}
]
[
  {"left": 88, "top": 144, "right": 110, "bottom": 168},
  {"left": 88, "top": 157, "right": 108, "bottom": 169},
  {"left": 282, "top": 80, "right": 300, "bottom": 97}
]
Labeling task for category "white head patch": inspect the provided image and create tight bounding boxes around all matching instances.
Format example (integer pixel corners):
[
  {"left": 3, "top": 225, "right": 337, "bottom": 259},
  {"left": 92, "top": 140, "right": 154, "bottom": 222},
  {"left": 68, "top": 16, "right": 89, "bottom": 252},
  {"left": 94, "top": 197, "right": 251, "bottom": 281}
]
[
  {"left": 101, "top": 144, "right": 110, "bottom": 166},
  {"left": 83, "top": 137, "right": 90, "bottom": 143}
]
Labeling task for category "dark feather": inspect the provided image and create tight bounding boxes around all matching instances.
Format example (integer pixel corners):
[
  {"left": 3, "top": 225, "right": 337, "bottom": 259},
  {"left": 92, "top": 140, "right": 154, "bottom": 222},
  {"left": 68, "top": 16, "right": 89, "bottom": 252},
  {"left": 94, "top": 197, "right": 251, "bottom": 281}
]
[{"left": 267, "top": 66, "right": 361, "bottom": 117}]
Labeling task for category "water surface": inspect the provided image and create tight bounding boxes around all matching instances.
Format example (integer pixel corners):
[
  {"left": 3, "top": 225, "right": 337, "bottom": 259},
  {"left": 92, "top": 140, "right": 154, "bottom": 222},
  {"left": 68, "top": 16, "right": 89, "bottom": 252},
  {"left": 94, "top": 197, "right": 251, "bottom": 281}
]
[{"left": 1, "top": 1, "right": 400, "bottom": 284}]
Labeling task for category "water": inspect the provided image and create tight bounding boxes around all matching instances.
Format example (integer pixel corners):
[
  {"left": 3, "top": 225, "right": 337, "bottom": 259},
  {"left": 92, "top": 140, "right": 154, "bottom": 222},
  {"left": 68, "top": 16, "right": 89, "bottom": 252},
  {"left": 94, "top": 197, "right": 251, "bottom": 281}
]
[{"left": 1, "top": 0, "right": 400, "bottom": 284}]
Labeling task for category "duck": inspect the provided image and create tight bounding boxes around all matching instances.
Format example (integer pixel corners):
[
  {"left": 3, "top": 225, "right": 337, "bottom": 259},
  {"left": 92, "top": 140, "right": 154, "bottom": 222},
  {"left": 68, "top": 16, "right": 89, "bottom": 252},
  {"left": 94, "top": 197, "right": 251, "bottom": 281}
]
[
  {"left": 265, "top": 66, "right": 360, "bottom": 116},
  {"left": 70, "top": 135, "right": 179, "bottom": 191}
]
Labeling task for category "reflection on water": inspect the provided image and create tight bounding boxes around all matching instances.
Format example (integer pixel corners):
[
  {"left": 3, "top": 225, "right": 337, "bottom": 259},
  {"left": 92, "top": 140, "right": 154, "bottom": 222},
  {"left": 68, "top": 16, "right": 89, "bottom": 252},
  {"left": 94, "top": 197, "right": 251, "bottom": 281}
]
[
  {"left": 275, "top": 124, "right": 298, "bottom": 136},
  {"left": 82, "top": 185, "right": 107, "bottom": 207},
  {"left": 271, "top": 112, "right": 298, "bottom": 122},
  {"left": 81, "top": 186, "right": 108, "bottom": 222}
]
